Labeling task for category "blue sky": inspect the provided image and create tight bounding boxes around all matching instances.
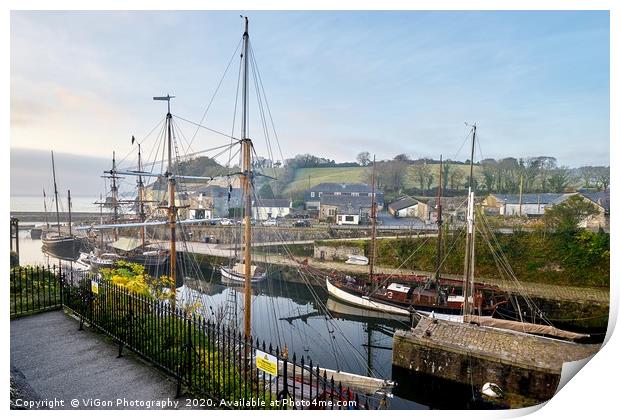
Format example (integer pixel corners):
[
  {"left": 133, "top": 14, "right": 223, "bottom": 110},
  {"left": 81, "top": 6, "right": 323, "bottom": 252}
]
[{"left": 10, "top": 10, "right": 610, "bottom": 170}]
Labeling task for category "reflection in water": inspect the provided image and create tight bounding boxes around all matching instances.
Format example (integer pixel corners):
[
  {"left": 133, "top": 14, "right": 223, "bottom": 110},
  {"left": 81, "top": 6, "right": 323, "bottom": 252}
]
[{"left": 16, "top": 230, "right": 475, "bottom": 409}]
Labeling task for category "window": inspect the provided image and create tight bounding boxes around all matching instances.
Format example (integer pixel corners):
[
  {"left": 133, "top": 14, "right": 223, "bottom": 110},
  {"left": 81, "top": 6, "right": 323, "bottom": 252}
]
[
  {"left": 345, "top": 215, "right": 354, "bottom": 222},
  {"left": 310, "top": 192, "right": 315, "bottom": 198},
  {"left": 328, "top": 208, "right": 335, "bottom": 216}
]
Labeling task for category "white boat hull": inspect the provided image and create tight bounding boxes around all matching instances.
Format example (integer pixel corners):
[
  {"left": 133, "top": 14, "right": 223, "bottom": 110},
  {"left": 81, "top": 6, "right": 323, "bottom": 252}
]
[
  {"left": 326, "top": 277, "right": 412, "bottom": 316},
  {"left": 220, "top": 266, "right": 266, "bottom": 283},
  {"left": 326, "top": 277, "right": 465, "bottom": 322}
]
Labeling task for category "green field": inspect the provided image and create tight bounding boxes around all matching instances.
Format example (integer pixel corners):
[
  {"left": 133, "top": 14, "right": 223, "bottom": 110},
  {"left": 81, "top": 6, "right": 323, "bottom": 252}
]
[
  {"left": 285, "top": 167, "right": 369, "bottom": 193},
  {"left": 283, "top": 164, "right": 483, "bottom": 193}
]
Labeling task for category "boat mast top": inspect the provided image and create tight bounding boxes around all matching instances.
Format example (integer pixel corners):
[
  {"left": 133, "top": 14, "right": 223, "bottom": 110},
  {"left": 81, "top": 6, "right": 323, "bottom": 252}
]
[
  {"left": 368, "top": 155, "right": 377, "bottom": 287},
  {"left": 240, "top": 16, "right": 254, "bottom": 340},
  {"left": 51, "top": 151, "right": 61, "bottom": 236},
  {"left": 462, "top": 123, "right": 477, "bottom": 317}
]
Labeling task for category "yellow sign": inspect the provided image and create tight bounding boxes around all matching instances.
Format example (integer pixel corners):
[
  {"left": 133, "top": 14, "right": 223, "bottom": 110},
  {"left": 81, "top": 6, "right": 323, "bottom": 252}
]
[
  {"left": 91, "top": 280, "right": 99, "bottom": 294},
  {"left": 255, "top": 349, "right": 278, "bottom": 376}
]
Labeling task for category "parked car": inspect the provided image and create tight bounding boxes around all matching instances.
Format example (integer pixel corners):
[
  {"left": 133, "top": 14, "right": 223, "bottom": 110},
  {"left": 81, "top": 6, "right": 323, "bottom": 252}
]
[
  {"left": 293, "top": 219, "right": 311, "bottom": 227},
  {"left": 203, "top": 235, "right": 219, "bottom": 244},
  {"left": 220, "top": 218, "right": 233, "bottom": 225},
  {"left": 262, "top": 219, "right": 278, "bottom": 227}
]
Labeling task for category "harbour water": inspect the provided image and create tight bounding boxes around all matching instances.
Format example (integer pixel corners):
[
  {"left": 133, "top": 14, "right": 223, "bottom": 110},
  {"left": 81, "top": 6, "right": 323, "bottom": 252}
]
[
  {"left": 11, "top": 196, "right": 103, "bottom": 213},
  {"left": 15, "top": 230, "right": 438, "bottom": 409}
]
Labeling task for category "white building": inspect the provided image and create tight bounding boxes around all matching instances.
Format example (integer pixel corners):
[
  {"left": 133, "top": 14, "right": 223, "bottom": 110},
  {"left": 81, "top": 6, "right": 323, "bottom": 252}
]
[
  {"left": 252, "top": 198, "right": 292, "bottom": 221},
  {"left": 387, "top": 197, "right": 420, "bottom": 218},
  {"left": 482, "top": 193, "right": 571, "bottom": 216}
]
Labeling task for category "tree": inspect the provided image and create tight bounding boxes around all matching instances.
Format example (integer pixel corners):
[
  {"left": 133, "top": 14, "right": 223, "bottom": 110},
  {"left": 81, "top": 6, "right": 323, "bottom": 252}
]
[
  {"left": 449, "top": 168, "right": 465, "bottom": 190},
  {"left": 543, "top": 195, "right": 598, "bottom": 232},
  {"left": 393, "top": 153, "right": 410, "bottom": 162},
  {"left": 441, "top": 161, "right": 451, "bottom": 192},
  {"left": 258, "top": 183, "right": 275, "bottom": 199},
  {"left": 480, "top": 158, "right": 497, "bottom": 192},
  {"left": 374, "top": 160, "right": 407, "bottom": 193},
  {"left": 547, "top": 167, "right": 571, "bottom": 193},
  {"left": 593, "top": 166, "right": 610, "bottom": 191},
  {"left": 578, "top": 166, "right": 597, "bottom": 188},
  {"left": 356, "top": 151, "right": 371, "bottom": 167},
  {"left": 538, "top": 156, "right": 557, "bottom": 191},
  {"left": 411, "top": 162, "right": 432, "bottom": 195}
]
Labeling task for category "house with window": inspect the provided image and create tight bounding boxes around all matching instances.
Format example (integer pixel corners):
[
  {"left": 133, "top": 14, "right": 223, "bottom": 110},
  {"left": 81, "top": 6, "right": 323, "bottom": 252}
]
[
  {"left": 387, "top": 197, "right": 420, "bottom": 218},
  {"left": 481, "top": 193, "right": 571, "bottom": 217},
  {"left": 319, "top": 194, "right": 374, "bottom": 225},
  {"left": 578, "top": 190, "right": 610, "bottom": 231},
  {"left": 252, "top": 198, "right": 292, "bottom": 220},
  {"left": 304, "top": 183, "right": 383, "bottom": 211}
]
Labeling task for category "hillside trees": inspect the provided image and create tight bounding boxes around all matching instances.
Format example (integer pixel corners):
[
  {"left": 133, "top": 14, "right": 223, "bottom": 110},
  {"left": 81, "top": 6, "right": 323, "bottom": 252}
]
[{"left": 356, "top": 151, "right": 371, "bottom": 167}]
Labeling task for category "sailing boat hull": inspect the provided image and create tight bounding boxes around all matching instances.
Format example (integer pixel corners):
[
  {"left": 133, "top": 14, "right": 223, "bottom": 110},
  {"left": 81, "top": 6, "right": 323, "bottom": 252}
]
[
  {"left": 326, "top": 277, "right": 412, "bottom": 316},
  {"left": 220, "top": 266, "right": 266, "bottom": 283},
  {"left": 42, "top": 235, "right": 77, "bottom": 258}
]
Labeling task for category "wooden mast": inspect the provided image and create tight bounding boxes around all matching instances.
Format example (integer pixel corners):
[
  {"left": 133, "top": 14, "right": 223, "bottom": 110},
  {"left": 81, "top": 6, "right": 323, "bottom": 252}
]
[
  {"left": 137, "top": 142, "right": 146, "bottom": 247},
  {"left": 462, "top": 124, "right": 477, "bottom": 317},
  {"left": 153, "top": 94, "right": 177, "bottom": 305},
  {"left": 367, "top": 155, "right": 377, "bottom": 288},
  {"left": 51, "top": 151, "right": 61, "bottom": 236},
  {"left": 67, "top": 190, "right": 72, "bottom": 236},
  {"left": 43, "top": 189, "right": 50, "bottom": 229},
  {"left": 240, "top": 16, "right": 254, "bottom": 340},
  {"left": 52, "top": 150, "right": 60, "bottom": 236},
  {"left": 434, "top": 155, "right": 443, "bottom": 284},
  {"left": 111, "top": 152, "right": 119, "bottom": 241},
  {"left": 99, "top": 193, "right": 104, "bottom": 248}
]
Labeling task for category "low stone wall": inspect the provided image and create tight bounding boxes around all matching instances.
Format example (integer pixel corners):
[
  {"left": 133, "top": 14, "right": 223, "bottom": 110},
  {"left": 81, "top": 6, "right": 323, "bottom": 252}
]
[
  {"left": 392, "top": 317, "right": 600, "bottom": 407},
  {"left": 313, "top": 245, "right": 364, "bottom": 261}
]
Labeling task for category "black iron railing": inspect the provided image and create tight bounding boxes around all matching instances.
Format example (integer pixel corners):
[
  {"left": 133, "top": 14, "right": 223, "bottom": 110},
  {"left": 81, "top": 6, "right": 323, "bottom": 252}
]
[{"left": 10, "top": 265, "right": 384, "bottom": 409}]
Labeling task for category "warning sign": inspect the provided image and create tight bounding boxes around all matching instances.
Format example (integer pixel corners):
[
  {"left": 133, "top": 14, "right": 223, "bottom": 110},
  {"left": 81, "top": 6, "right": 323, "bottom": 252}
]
[
  {"left": 91, "top": 280, "right": 99, "bottom": 294},
  {"left": 255, "top": 349, "right": 278, "bottom": 376}
]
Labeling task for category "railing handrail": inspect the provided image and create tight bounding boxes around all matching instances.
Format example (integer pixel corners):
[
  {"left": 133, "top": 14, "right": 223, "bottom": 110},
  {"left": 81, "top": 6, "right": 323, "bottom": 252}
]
[{"left": 10, "top": 264, "right": 378, "bottom": 409}]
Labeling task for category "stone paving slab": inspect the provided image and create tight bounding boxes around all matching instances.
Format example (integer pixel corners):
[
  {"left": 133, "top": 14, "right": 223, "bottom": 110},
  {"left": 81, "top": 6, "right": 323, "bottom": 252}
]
[
  {"left": 10, "top": 311, "right": 189, "bottom": 410},
  {"left": 403, "top": 317, "right": 601, "bottom": 373}
]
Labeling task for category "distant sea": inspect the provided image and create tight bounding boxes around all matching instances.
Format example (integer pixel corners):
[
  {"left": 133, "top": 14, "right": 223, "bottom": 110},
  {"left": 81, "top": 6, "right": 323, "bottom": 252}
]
[{"left": 11, "top": 195, "right": 100, "bottom": 213}]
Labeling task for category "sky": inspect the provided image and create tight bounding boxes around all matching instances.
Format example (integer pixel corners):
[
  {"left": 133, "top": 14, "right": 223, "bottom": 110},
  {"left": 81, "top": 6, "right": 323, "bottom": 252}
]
[{"left": 10, "top": 10, "right": 610, "bottom": 196}]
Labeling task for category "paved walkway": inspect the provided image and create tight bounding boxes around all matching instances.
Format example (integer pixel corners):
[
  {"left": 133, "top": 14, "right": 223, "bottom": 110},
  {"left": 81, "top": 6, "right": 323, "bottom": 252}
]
[{"left": 10, "top": 311, "right": 186, "bottom": 410}]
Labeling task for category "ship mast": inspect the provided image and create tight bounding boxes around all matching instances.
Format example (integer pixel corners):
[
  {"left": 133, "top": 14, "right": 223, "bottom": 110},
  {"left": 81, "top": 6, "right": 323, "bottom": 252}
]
[
  {"left": 433, "top": 155, "right": 443, "bottom": 285},
  {"left": 154, "top": 94, "right": 177, "bottom": 306},
  {"left": 462, "top": 124, "right": 477, "bottom": 317},
  {"left": 43, "top": 189, "right": 50, "bottom": 229},
  {"left": 106, "top": 152, "right": 120, "bottom": 241},
  {"left": 240, "top": 16, "right": 254, "bottom": 340},
  {"left": 137, "top": 142, "right": 146, "bottom": 247},
  {"left": 67, "top": 190, "right": 72, "bottom": 236},
  {"left": 367, "top": 155, "right": 377, "bottom": 288},
  {"left": 51, "top": 151, "right": 61, "bottom": 236}
]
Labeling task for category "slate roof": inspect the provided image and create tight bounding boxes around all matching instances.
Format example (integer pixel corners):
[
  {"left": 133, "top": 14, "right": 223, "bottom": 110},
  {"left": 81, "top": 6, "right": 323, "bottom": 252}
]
[
  {"left": 388, "top": 197, "right": 419, "bottom": 212},
  {"left": 320, "top": 194, "right": 373, "bottom": 213},
  {"left": 309, "top": 183, "right": 373, "bottom": 193},
  {"left": 579, "top": 191, "right": 610, "bottom": 212},
  {"left": 490, "top": 193, "right": 569, "bottom": 205}
]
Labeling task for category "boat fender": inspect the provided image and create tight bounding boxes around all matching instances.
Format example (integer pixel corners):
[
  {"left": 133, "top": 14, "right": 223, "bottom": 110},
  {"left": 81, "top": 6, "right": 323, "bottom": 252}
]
[{"left": 481, "top": 382, "right": 503, "bottom": 398}]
